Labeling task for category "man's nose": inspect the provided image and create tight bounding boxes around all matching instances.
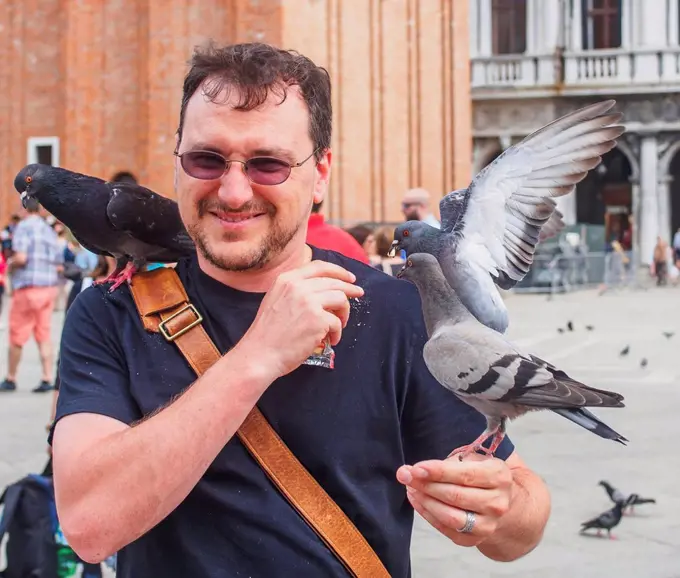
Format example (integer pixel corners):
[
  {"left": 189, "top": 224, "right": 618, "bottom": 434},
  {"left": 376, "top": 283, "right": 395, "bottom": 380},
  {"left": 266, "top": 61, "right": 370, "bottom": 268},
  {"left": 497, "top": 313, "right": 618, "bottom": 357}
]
[{"left": 217, "top": 163, "right": 254, "bottom": 209}]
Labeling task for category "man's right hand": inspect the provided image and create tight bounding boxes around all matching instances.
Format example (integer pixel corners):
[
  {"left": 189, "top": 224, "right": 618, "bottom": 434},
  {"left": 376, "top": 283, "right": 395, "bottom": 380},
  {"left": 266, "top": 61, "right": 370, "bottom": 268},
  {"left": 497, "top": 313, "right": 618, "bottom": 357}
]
[{"left": 238, "top": 260, "right": 364, "bottom": 378}]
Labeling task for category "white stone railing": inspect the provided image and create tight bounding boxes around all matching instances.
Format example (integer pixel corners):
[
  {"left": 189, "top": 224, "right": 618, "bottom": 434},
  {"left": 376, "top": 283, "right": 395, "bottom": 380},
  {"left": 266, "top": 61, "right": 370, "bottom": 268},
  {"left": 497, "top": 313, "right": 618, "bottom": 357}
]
[
  {"left": 471, "top": 54, "right": 558, "bottom": 88},
  {"left": 472, "top": 48, "right": 680, "bottom": 90}
]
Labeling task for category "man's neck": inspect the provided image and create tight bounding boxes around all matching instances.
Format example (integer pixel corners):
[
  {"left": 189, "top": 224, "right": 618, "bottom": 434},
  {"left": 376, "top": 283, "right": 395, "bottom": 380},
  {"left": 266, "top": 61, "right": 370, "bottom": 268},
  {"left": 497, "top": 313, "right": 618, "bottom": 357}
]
[{"left": 197, "top": 242, "right": 313, "bottom": 293}]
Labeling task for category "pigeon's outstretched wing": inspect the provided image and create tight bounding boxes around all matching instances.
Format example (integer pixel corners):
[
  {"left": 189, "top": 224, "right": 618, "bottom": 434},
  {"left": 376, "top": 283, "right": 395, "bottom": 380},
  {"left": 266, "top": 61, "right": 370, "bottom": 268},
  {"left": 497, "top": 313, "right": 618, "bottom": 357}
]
[
  {"left": 539, "top": 209, "right": 565, "bottom": 242},
  {"left": 451, "top": 100, "right": 625, "bottom": 290},
  {"left": 105, "top": 182, "right": 195, "bottom": 257}
]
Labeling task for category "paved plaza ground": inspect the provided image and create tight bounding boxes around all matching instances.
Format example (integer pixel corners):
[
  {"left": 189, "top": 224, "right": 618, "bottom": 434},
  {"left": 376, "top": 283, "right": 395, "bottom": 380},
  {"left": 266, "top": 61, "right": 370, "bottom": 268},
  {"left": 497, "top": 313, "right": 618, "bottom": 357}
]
[{"left": 1, "top": 280, "right": 679, "bottom": 577}]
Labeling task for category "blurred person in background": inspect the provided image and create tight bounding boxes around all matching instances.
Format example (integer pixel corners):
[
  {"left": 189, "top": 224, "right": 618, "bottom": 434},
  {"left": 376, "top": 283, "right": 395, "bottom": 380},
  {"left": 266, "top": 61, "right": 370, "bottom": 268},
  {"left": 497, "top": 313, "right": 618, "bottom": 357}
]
[
  {"left": 0, "top": 198, "right": 63, "bottom": 393},
  {"left": 373, "top": 225, "right": 405, "bottom": 275},
  {"left": 652, "top": 236, "right": 669, "bottom": 286},
  {"left": 345, "top": 223, "right": 380, "bottom": 265},
  {"left": 306, "top": 200, "right": 369, "bottom": 263},
  {"left": 401, "top": 187, "right": 440, "bottom": 228}
]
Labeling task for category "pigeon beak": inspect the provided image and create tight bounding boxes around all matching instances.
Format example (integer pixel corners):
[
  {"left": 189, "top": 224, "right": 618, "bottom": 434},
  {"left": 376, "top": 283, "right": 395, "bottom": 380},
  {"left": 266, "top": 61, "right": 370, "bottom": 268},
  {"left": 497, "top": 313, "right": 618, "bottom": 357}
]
[
  {"left": 20, "top": 190, "right": 28, "bottom": 209},
  {"left": 396, "top": 267, "right": 405, "bottom": 279},
  {"left": 388, "top": 240, "right": 400, "bottom": 258}
]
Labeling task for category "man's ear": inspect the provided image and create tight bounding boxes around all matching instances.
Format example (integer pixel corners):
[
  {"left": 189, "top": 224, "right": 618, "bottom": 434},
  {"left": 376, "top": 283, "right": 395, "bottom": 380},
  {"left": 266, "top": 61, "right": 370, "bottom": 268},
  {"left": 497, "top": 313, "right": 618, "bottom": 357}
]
[{"left": 313, "top": 149, "right": 332, "bottom": 206}]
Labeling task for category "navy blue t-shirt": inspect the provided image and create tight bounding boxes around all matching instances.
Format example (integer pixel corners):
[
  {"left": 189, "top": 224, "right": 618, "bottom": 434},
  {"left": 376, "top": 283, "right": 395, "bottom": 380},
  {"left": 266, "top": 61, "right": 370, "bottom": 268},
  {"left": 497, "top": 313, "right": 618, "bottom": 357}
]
[{"left": 54, "top": 247, "right": 514, "bottom": 578}]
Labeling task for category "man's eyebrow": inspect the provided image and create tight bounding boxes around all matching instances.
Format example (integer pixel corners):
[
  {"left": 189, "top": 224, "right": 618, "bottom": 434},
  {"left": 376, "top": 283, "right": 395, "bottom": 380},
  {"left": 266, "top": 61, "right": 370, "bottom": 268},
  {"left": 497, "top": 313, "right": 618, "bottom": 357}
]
[{"left": 251, "top": 147, "right": 296, "bottom": 162}]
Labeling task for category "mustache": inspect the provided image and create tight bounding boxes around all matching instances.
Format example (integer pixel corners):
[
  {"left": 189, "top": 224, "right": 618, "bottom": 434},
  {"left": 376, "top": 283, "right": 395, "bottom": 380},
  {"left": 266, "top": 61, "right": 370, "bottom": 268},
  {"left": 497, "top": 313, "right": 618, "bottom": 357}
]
[{"left": 197, "top": 198, "right": 275, "bottom": 217}]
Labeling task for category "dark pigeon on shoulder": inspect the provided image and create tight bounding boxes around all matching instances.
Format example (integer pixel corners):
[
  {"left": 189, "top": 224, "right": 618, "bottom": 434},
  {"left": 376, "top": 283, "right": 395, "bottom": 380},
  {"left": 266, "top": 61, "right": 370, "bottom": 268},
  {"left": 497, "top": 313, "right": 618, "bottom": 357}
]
[{"left": 14, "top": 164, "right": 195, "bottom": 291}]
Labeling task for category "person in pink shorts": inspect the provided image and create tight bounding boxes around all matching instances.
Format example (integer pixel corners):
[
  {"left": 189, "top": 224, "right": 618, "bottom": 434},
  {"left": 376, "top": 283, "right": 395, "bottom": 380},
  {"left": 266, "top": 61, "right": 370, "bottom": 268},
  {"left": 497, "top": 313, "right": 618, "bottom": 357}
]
[{"left": 1, "top": 199, "right": 63, "bottom": 393}]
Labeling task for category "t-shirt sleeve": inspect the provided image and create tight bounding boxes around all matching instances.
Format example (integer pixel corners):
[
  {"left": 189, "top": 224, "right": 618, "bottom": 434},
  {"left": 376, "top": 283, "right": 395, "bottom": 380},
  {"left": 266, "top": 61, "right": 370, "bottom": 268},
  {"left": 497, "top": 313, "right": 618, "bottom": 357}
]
[
  {"left": 50, "top": 290, "right": 143, "bottom": 442},
  {"left": 401, "top": 325, "right": 515, "bottom": 465}
]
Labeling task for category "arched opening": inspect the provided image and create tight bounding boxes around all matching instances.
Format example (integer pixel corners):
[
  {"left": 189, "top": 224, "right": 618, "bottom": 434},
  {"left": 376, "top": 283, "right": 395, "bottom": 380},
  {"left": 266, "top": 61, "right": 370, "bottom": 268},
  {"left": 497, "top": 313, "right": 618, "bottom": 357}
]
[
  {"left": 576, "top": 147, "right": 632, "bottom": 249},
  {"left": 670, "top": 151, "right": 680, "bottom": 242}
]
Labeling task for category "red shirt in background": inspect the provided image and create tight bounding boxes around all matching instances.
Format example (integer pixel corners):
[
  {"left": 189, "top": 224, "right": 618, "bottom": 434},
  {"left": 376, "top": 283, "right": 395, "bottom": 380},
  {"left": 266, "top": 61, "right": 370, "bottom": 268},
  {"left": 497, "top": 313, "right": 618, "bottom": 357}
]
[{"left": 306, "top": 214, "right": 369, "bottom": 264}]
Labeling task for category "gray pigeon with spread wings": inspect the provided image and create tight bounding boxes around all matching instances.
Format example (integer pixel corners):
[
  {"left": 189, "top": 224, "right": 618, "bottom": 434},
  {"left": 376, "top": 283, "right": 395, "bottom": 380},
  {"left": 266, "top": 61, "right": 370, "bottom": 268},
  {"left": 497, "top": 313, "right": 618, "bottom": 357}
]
[
  {"left": 14, "top": 163, "right": 195, "bottom": 291},
  {"left": 390, "top": 100, "right": 625, "bottom": 333},
  {"left": 397, "top": 253, "right": 627, "bottom": 459}
]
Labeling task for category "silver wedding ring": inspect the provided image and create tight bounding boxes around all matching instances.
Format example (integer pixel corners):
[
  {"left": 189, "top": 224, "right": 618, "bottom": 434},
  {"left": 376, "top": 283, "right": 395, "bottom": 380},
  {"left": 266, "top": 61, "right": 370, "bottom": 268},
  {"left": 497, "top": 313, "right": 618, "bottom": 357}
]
[{"left": 456, "top": 511, "right": 476, "bottom": 534}]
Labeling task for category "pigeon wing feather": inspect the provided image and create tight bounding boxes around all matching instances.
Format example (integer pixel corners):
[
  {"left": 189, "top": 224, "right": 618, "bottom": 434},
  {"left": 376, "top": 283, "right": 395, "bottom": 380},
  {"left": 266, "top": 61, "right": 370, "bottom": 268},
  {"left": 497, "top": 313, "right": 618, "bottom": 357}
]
[
  {"left": 105, "top": 183, "right": 195, "bottom": 257},
  {"left": 452, "top": 100, "right": 624, "bottom": 288}
]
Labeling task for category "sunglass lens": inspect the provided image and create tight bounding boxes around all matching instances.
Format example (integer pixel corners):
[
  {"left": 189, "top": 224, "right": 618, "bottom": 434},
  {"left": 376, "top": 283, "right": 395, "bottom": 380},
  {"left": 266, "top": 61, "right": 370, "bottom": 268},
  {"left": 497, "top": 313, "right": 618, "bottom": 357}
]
[
  {"left": 183, "top": 152, "right": 226, "bottom": 180},
  {"left": 246, "top": 157, "right": 291, "bottom": 185}
]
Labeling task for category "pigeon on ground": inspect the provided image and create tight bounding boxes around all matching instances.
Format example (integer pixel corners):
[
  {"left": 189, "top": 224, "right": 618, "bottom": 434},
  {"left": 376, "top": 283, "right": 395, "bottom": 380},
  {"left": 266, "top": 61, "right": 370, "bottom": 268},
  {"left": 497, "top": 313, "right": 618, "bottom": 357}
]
[
  {"left": 389, "top": 100, "right": 625, "bottom": 333},
  {"left": 580, "top": 499, "right": 628, "bottom": 539},
  {"left": 586, "top": 325, "right": 594, "bottom": 331},
  {"left": 640, "top": 358, "right": 648, "bottom": 368},
  {"left": 397, "top": 253, "right": 627, "bottom": 459},
  {"left": 620, "top": 346, "right": 630, "bottom": 356},
  {"left": 599, "top": 480, "right": 627, "bottom": 504},
  {"left": 557, "top": 327, "right": 565, "bottom": 334},
  {"left": 599, "top": 481, "right": 656, "bottom": 514},
  {"left": 625, "top": 493, "right": 656, "bottom": 514},
  {"left": 567, "top": 321, "right": 574, "bottom": 332},
  {"left": 662, "top": 331, "right": 674, "bottom": 339},
  {"left": 14, "top": 164, "right": 195, "bottom": 291}
]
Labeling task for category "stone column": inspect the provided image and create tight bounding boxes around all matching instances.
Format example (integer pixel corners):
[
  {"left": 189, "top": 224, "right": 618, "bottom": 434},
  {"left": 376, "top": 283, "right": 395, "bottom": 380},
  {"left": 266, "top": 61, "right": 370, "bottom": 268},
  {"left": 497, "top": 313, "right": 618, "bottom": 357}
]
[
  {"left": 639, "top": 136, "right": 659, "bottom": 265},
  {"left": 570, "top": 0, "right": 582, "bottom": 50},
  {"left": 669, "top": 0, "right": 680, "bottom": 45},
  {"left": 621, "top": 0, "right": 633, "bottom": 47},
  {"left": 556, "top": 194, "right": 577, "bottom": 226},
  {"left": 634, "top": 0, "right": 667, "bottom": 82},
  {"left": 630, "top": 177, "right": 641, "bottom": 268},
  {"left": 478, "top": 0, "right": 492, "bottom": 55},
  {"left": 657, "top": 176, "right": 673, "bottom": 243}
]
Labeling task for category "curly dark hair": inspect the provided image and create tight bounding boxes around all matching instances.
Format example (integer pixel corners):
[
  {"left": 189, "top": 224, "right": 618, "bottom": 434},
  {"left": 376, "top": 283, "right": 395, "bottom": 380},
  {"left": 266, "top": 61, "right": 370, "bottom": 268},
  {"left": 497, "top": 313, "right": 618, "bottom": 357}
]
[{"left": 177, "top": 41, "right": 332, "bottom": 160}]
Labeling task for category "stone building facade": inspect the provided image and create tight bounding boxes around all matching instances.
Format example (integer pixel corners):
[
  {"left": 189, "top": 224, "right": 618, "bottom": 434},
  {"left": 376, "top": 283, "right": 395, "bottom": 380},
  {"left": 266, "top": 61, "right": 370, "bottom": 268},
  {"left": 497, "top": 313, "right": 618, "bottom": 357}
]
[
  {"left": 471, "top": 0, "right": 680, "bottom": 264},
  {"left": 0, "top": 0, "right": 472, "bottom": 227}
]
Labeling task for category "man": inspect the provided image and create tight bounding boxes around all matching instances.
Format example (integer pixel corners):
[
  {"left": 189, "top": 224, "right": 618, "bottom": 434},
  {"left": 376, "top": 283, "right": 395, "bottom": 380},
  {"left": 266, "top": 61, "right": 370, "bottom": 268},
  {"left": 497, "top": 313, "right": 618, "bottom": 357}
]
[
  {"left": 306, "top": 200, "right": 369, "bottom": 263},
  {"left": 51, "top": 42, "right": 551, "bottom": 577},
  {"left": 401, "top": 187, "right": 441, "bottom": 228},
  {"left": 0, "top": 199, "right": 63, "bottom": 393}
]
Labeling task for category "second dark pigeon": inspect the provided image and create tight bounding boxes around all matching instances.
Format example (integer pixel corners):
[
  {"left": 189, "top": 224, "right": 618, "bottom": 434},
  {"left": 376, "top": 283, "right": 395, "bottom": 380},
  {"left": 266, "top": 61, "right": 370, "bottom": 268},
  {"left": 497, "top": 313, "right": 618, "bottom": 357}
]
[
  {"left": 599, "top": 481, "right": 656, "bottom": 514},
  {"left": 14, "top": 164, "right": 195, "bottom": 291},
  {"left": 397, "top": 253, "right": 627, "bottom": 460},
  {"left": 580, "top": 499, "right": 627, "bottom": 539}
]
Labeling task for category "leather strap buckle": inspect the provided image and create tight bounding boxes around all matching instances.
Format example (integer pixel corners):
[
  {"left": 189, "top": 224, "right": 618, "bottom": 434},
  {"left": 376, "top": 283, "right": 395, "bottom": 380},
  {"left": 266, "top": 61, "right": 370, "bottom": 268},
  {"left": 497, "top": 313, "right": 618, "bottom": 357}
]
[{"left": 158, "top": 303, "right": 204, "bottom": 342}]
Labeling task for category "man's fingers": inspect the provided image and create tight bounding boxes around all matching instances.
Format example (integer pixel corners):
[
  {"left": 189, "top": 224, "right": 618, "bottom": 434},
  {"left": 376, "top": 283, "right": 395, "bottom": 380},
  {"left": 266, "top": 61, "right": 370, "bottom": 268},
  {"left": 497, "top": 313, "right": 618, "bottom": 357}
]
[
  {"left": 301, "top": 277, "right": 364, "bottom": 299},
  {"left": 284, "top": 260, "right": 358, "bottom": 283},
  {"left": 406, "top": 482, "right": 510, "bottom": 518},
  {"left": 401, "top": 457, "right": 506, "bottom": 489},
  {"left": 406, "top": 489, "right": 492, "bottom": 542},
  {"left": 324, "top": 312, "right": 344, "bottom": 346}
]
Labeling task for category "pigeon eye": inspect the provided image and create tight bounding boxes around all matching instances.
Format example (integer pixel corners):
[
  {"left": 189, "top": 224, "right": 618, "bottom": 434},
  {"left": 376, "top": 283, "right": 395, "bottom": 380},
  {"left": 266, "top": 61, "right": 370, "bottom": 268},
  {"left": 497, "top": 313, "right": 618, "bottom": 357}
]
[
  {"left": 407, "top": 260, "right": 413, "bottom": 267},
  {"left": 403, "top": 230, "right": 409, "bottom": 237},
  {"left": 25, "top": 176, "right": 32, "bottom": 183}
]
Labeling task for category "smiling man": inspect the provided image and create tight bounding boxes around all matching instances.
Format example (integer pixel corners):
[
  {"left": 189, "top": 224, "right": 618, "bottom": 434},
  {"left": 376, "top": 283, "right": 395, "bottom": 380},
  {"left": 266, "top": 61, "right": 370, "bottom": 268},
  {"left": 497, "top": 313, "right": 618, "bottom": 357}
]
[{"left": 50, "top": 42, "right": 550, "bottom": 578}]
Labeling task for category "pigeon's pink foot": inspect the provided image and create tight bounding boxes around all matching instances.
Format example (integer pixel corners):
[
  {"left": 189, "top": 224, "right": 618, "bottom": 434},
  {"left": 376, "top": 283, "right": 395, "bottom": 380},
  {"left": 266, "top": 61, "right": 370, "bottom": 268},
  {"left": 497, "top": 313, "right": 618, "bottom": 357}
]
[
  {"left": 447, "top": 423, "right": 507, "bottom": 461},
  {"left": 93, "top": 262, "right": 127, "bottom": 286},
  {"left": 108, "top": 264, "right": 138, "bottom": 292},
  {"left": 609, "top": 534, "right": 617, "bottom": 540}
]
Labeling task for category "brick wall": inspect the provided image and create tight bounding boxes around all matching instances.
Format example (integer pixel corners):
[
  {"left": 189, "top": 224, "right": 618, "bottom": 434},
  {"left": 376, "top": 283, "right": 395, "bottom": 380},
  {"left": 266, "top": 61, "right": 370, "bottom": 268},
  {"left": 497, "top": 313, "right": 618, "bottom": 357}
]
[{"left": 0, "top": 0, "right": 470, "bottom": 228}]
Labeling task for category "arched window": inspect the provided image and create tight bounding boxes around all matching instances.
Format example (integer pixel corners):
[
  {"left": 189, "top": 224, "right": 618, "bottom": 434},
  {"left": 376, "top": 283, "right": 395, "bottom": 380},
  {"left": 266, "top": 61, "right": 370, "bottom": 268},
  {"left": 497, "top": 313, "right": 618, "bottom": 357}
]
[{"left": 491, "top": 0, "right": 527, "bottom": 55}]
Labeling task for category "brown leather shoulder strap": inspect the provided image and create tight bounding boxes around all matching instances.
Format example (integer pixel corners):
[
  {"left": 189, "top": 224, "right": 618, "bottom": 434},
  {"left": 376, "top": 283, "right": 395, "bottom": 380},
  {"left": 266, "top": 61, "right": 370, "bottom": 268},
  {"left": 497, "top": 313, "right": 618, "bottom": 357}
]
[{"left": 129, "top": 268, "right": 390, "bottom": 578}]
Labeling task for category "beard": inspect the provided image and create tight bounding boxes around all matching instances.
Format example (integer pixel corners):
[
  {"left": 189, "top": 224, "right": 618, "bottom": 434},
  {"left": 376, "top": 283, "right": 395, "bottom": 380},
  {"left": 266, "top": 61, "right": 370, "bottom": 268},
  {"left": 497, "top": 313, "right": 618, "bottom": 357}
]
[{"left": 188, "top": 198, "right": 303, "bottom": 272}]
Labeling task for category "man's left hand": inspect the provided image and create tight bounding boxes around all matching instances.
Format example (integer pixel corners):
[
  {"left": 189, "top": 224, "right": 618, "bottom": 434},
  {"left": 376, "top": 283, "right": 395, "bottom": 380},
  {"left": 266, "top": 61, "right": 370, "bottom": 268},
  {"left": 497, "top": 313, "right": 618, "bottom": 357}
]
[{"left": 396, "top": 454, "right": 513, "bottom": 547}]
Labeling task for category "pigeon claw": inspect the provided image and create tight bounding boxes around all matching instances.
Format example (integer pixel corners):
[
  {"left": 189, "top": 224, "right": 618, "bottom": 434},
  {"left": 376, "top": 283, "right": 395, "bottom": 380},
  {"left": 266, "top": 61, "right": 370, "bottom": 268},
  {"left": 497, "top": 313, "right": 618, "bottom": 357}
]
[{"left": 107, "top": 263, "right": 139, "bottom": 292}]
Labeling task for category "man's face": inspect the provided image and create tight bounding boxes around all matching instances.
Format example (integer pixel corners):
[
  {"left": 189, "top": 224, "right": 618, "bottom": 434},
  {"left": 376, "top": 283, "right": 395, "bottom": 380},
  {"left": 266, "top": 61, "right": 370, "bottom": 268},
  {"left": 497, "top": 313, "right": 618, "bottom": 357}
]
[
  {"left": 402, "top": 201, "right": 423, "bottom": 221},
  {"left": 175, "top": 82, "right": 330, "bottom": 272}
]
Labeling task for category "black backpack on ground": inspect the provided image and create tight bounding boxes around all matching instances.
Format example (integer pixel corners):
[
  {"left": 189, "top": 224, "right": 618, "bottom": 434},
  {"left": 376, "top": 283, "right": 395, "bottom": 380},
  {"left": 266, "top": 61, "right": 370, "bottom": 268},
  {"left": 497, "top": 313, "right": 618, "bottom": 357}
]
[{"left": 0, "top": 474, "right": 78, "bottom": 578}]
